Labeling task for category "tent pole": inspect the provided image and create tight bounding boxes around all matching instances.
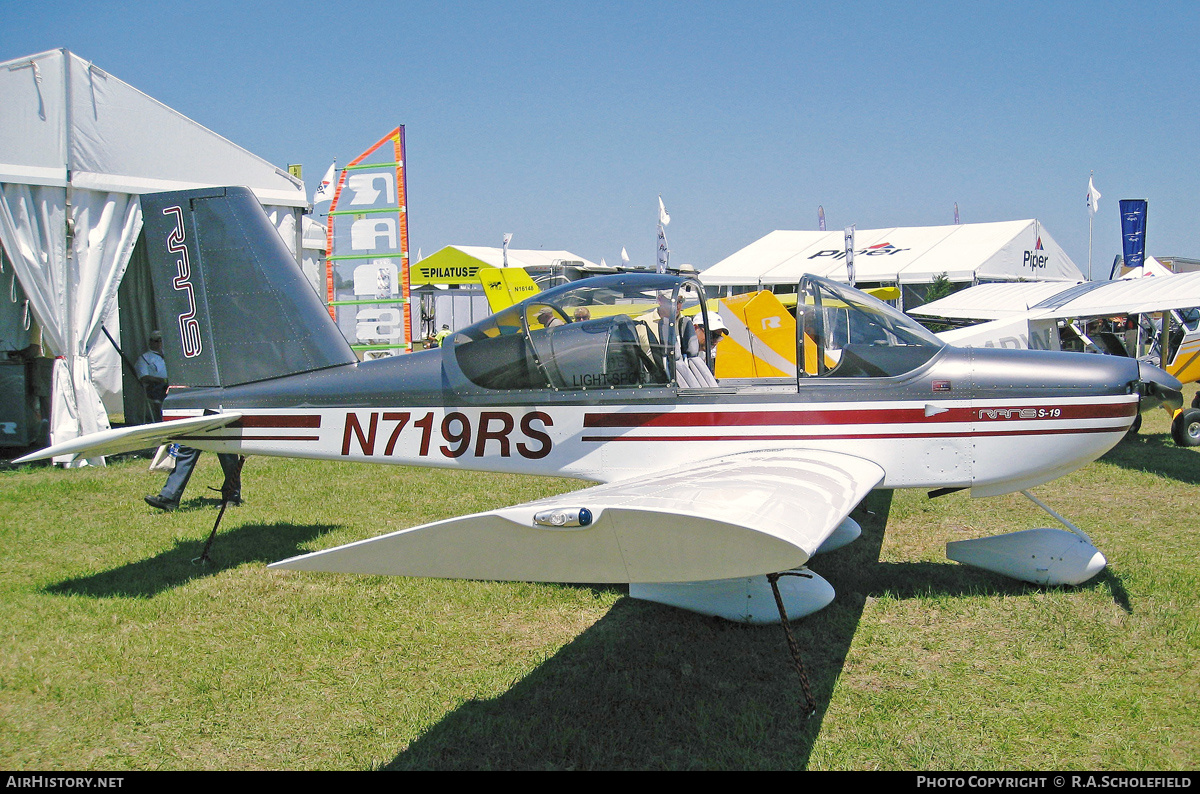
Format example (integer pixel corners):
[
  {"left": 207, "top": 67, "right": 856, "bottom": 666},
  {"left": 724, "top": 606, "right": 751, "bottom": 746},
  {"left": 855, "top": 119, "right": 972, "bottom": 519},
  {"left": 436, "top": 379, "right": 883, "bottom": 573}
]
[{"left": 63, "top": 50, "right": 80, "bottom": 443}]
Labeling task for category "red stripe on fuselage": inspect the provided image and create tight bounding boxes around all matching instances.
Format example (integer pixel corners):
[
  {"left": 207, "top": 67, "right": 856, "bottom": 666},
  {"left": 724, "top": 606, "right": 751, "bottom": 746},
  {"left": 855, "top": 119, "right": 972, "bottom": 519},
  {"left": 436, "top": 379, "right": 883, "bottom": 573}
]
[
  {"left": 172, "top": 434, "right": 321, "bottom": 443},
  {"left": 583, "top": 401, "right": 1134, "bottom": 429},
  {"left": 162, "top": 414, "right": 322, "bottom": 428},
  {"left": 234, "top": 415, "right": 322, "bottom": 429},
  {"left": 581, "top": 424, "right": 1130, "bottom": 444}
]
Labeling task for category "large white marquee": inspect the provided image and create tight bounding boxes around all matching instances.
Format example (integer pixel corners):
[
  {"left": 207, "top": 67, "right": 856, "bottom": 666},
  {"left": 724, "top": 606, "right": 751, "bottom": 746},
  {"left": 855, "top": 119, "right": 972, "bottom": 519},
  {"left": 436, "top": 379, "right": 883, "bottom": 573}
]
[
  {"left": 703, "top": 220, "right": 1084, "bottom": 291},
  {"left": 0, "top": 49, "right": 308, "bottom": 462}
]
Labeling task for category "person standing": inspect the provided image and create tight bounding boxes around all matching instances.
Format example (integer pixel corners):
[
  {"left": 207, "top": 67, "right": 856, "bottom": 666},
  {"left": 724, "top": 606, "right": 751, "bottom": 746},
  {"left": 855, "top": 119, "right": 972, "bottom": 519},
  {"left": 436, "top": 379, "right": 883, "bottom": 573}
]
[
  {"left": 135, "top": 331, "right": 168, "bottom": 423},
  {"left": 145, "top": 446, "right": 242, "bottom": 511},
  {"left": 140, "top": 330, "right": 243, "bottom": 511}
]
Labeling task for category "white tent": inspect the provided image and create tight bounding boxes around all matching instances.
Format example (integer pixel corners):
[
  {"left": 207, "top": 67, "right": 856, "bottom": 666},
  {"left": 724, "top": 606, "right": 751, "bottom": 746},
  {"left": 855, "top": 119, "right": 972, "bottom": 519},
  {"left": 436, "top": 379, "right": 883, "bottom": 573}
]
[
  {"left": 0, "top": 49, "right": 307, "bottom": 462},
  {"left": 914, "top": 270, "right": 1200, "bottom": 323},
  {"left": 703, "top": 220, "right": 1084, "bottom": 292},
  {"left": 422, "top": 245, "right": 601, "bottom": 272}
]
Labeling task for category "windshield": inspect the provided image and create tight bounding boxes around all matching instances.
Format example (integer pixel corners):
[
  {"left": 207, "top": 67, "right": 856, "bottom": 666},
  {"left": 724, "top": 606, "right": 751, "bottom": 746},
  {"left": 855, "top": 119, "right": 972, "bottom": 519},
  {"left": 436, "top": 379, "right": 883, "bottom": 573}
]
[
  {"left": 798, "top": 276, "right": 945, "bottom": 378},
  {"left": 452, "top": 274, "right": 712, "bottom": 390}
]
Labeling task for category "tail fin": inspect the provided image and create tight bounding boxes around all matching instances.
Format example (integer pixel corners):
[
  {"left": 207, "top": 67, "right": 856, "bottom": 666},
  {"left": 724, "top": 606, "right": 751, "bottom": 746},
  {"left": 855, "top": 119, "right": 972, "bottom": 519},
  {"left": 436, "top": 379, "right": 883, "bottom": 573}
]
[
  {"left": 141, "top": 186, "right": 356, "bottom": 388},
  {"left": 716, "top": 291, "right": 797, "bottom": 378},
  {"left": 478, "top": 266, "right": 540, "bottom": 313}
]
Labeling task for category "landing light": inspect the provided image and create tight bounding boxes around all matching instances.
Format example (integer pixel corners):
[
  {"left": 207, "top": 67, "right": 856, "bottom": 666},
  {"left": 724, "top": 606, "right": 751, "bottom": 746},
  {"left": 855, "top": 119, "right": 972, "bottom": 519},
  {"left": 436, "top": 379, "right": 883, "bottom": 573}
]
[{"left": 533, "top": 508, "right": 593, "bottom": 529}]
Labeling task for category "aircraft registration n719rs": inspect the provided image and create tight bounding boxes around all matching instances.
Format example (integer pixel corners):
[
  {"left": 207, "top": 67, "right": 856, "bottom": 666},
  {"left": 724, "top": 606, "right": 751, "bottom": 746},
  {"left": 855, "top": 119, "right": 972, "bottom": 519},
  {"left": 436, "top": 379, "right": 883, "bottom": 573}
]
[{"left": 19, "top": 186, "right": 1183, "bottom": 624}]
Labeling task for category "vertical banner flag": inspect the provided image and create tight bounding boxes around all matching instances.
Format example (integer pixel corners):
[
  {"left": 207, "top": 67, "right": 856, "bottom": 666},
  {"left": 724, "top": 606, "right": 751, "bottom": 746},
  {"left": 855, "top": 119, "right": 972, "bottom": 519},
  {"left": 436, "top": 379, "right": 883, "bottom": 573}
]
[
  {"left": 1087, "top": 177, "right": 1101, "bottom": 215},
  {"left": 1087, "top": 174, "right": 1101, "bottom": 280},
  {"left": 954, "top": 203, "right": 960, "bottom": 225},
  {"left": 656, "top": 195, "right": 671, "bottom": 274},
  {"left": 818, "top": 205, "right": 826, "bottom": 231},
  {"left": 325, "top": 128, "right": 411, "bottom": 357},
  {"left": 1119, "top": 199, "right": 1147, "bottom": 272},
  {"left": 844, "top": 225, "right": 856, "bottom": 285},
  {"left": 502, "top": 233, "right": 513, "bottom": 268},
  {"left": 621, "top": 247, "right": 630, "bottom": 267}
]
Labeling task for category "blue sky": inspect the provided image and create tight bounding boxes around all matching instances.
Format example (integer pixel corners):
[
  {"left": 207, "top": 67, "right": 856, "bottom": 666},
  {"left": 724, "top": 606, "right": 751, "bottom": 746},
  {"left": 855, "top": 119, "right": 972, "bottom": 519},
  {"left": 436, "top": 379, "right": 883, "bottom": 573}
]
[{"left": 4, "top": 0, "right": 1198, "bottom": 278}]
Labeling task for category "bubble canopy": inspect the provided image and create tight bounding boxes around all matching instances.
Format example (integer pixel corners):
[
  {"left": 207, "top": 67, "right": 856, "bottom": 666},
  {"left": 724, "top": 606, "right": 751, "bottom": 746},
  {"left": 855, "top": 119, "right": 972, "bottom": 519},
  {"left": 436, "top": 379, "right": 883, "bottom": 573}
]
[
  {"left": 448, "top": 272, "right": 947, "bottom": 391},
  {"left": 452, "top": 274, "right": 707, "bottom": 391},
  {"left": 796, "top": 275, "right": 945, "bottom": 378}
]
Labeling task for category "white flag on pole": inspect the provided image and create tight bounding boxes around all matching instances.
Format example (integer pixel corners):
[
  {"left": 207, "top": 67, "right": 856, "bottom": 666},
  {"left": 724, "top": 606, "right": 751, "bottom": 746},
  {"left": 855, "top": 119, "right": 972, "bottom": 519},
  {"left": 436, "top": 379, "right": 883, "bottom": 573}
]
[
  {"left": 658, "top": 195, "right": 671, "bottom": 226},
  {"left": 313, "top": 161, "right": 337, "bottom": 207},
  {"left": 1087, "top": 176, "right": 1102, "bottom": 215}
]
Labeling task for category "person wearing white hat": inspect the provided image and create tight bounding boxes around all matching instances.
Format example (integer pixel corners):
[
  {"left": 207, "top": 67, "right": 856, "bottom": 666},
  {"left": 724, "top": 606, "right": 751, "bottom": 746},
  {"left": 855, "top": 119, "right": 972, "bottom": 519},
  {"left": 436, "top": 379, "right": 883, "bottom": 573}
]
[{"left": 692, "top": 312, "right": 728, "bottom": 372}]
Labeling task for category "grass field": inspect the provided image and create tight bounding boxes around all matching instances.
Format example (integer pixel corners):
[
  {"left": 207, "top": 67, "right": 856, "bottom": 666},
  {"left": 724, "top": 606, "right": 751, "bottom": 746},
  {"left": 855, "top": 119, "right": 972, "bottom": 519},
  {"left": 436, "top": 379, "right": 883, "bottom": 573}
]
[{"left": 1, "top": 397, "right": 1197, "bottom": 770}]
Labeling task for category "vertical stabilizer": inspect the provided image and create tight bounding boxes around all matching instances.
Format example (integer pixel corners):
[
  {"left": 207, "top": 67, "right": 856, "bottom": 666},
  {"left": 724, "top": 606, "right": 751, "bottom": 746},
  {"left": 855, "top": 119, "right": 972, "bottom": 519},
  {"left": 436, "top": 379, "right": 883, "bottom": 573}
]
[
  {"left": 141, "top": 187, "right": 357, "bottom": 387},
  {"left": 478, "top": 266, "right": 540, "bottom": 312}
]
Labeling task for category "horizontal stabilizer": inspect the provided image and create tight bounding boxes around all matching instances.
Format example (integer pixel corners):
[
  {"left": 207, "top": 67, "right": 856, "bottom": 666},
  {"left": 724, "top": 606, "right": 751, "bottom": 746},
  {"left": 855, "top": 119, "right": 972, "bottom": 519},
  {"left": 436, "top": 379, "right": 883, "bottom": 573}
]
[
  {"left": 14, "top": 414, "right": 243, "bottom": 464},
  {"left": 271, "top": 449, "right": 883, "bottom": 584}
]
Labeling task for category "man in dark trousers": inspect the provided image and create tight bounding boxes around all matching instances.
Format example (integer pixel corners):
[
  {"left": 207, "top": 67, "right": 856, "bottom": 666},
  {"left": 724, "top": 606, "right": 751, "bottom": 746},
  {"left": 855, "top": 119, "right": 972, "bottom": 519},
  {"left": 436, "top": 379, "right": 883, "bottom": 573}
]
[
  {"left": 141, "top": 332, "right": 243, "bottom": 511},
  {"left": 145, "top": 445, "right": 242, "bottom": 511}
]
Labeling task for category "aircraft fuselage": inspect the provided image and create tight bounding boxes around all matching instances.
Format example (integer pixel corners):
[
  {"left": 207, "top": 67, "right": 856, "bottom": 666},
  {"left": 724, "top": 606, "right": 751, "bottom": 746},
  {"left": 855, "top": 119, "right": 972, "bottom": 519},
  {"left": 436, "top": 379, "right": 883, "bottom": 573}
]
[{"left": 164, "top": 344, "right": 1139, "bottom": 499}]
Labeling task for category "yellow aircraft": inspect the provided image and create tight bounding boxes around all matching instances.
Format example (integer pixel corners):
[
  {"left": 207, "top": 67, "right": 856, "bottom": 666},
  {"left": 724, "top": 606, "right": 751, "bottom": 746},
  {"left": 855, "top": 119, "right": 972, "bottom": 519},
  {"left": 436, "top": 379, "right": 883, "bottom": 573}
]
[
  {"left": 477, "top": 266, "right": 541, "bottom": 313},
  {"left": 713, "top": 287, "right": 902, "bottom": 379}
]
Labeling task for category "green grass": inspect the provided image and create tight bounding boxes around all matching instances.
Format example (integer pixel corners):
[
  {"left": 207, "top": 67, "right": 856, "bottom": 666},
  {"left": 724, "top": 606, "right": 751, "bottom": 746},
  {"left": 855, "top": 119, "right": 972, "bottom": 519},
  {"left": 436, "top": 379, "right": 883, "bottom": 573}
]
[{"left": 1, "top": 395, "right": 1197, "bottom": 770}]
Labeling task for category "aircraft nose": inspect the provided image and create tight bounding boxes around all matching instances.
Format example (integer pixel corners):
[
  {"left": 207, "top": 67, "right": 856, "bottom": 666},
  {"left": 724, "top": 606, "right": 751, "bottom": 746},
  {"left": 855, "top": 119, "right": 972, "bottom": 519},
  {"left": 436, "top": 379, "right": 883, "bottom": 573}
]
[{"left": 1137, "top": 360, "right": 1183, "bottom": 414}]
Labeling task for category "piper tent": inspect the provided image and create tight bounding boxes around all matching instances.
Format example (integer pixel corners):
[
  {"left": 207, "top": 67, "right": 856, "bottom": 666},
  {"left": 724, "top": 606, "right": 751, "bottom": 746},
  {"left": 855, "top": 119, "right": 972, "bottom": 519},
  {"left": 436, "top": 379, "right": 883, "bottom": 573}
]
[
  {"left": 0, "top": 49, "right": 307, "bottom": 461},
  {"left": 703, "top": 220, "right": 1084, "bottom": 308}
]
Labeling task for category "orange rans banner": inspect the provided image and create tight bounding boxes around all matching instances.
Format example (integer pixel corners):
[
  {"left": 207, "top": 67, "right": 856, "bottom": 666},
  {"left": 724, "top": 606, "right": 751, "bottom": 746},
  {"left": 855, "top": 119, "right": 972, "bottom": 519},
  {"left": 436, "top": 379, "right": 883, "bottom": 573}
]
[{"left": 326, "top": 127, "right": 411, "bottom": 356}]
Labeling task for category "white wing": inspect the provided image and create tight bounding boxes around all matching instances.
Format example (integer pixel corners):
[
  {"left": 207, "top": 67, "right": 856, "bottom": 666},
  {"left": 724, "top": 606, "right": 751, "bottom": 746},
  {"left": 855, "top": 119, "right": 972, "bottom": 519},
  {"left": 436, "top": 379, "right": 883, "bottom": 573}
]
[
  {"left": 14, "top": 414, "right": 243, "bottom": 464},
  {"left": 916, "top": 271, "right": 1200, "bottom": 323},
  {"left": 271, "top": 449, "right": 884, "bottom": 584}
]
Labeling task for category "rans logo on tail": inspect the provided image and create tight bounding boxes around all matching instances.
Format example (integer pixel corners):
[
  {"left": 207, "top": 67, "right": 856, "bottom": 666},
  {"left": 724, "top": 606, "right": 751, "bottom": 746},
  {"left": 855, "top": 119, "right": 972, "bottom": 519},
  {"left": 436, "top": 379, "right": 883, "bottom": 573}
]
[{"left": 162, "top": 206, "right": 203, "bottom": 358}]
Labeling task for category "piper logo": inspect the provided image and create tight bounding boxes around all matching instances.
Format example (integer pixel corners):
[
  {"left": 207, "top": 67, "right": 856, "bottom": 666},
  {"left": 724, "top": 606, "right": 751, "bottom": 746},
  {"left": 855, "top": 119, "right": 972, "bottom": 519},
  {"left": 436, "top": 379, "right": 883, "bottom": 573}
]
[
  {"left": 162, "top": 206, "right": 203, "bottom": 358},
  {"left": 1023, "top": 236, "right": 1048, "bottom": 269},
  {"left": 808, "top": 242, "right": 909, "bottom": 260}
]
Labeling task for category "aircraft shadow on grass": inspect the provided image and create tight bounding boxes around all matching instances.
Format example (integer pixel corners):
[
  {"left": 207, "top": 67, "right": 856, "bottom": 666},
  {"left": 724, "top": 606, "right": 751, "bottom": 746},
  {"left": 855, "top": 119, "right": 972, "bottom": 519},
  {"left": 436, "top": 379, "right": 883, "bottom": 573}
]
[
  {"left": 43, "top": 522, "right": 339, "bottom": 599},
  {"left": 380, "top": 488, "right": 1137, "bottom": 770},
  {"left": 380, "top": 491, "right": 892, "bottom": 770},
  {"left": 1103, "top": 432, "right": 1200, "bottom": 486}
]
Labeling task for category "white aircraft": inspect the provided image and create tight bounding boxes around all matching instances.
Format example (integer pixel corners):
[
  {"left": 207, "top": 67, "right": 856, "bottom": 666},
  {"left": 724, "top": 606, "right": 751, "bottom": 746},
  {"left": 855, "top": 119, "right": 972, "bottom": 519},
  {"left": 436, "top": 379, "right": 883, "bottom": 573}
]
[{"left": 17, "top": 187, "right": 1183, "bottom": 632}]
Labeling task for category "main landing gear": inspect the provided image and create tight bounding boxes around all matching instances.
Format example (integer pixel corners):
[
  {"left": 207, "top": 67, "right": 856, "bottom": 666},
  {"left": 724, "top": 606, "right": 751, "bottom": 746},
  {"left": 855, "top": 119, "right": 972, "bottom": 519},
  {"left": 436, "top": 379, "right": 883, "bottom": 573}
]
[
  {"left": 1171, "top": 408, "right": 1200, "bottom": 447},
  {"left": 946, "top": 490, "right": 1106, "bottom": 586}
]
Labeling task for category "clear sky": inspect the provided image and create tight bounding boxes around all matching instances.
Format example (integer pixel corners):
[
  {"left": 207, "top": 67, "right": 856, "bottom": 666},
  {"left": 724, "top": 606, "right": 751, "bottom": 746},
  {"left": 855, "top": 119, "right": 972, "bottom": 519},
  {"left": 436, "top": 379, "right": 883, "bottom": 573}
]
[{"left": 3, "top": 0, "right": 1198, "bottom": 278}]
